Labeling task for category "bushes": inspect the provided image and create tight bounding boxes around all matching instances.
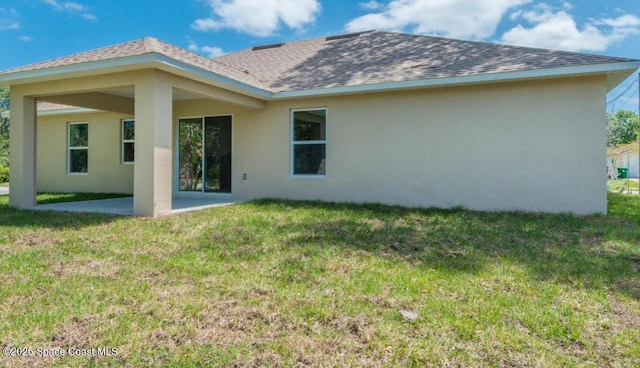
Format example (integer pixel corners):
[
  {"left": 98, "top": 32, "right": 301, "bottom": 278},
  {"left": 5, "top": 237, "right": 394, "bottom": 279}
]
[{"left": 0, "top": 165, "right": 8, "bottom": 183}]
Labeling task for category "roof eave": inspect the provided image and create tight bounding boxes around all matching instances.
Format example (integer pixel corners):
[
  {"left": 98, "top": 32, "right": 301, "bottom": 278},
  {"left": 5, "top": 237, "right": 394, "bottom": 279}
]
[
  {"left": 38, "top": 107, "right": 102, "bottom": 116},
  {"left": 272, "top": 61, "right": 640, "bottom": 99},
  {"left": 0, "top": 54, "right": 159, "bottom": 87},
  {"left": 2, "top": 54, "right": 637, "bottom": 102},
  {"left": 0, "top": 53, "right": 272, "bottom": 100},
  {"left": 151, "top": 55, "right": 271, "bottom": 99},
  {"left": 0, "top": 107, "right": 102, "bottom": 118}
]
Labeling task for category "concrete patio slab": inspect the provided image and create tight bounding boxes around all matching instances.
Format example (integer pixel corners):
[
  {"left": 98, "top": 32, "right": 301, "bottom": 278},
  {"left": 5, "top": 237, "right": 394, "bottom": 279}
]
[
  {"left": 30, "top": 196, "right": 243, "bottom": 216},
  {"left": 0, "top": 186, "right": 8, "bottom": 196}
]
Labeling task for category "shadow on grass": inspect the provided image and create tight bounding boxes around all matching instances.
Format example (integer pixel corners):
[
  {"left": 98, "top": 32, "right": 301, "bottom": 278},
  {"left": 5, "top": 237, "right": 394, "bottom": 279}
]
[
  {"left": 0, "top": 193, "right": 125, "bottom": 229},
  {"left": 240, "top": 194, "right": 640, "bottom": 300}
]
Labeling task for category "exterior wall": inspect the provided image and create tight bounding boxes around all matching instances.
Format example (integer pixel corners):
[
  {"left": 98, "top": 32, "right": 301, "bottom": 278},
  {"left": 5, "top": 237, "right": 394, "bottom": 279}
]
[
  {"left": 229, "top": 76, "right": 606, "bottom": 214},
  {"left": 37, "top": 112, "right": 134, "bottom": 193},
  {"left": 36, "top": 75, "right": 607, "bottom": 214}
]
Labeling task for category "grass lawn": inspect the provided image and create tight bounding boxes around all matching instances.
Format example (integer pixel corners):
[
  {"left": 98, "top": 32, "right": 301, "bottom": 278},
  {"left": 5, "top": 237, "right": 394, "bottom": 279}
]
[
  {"left": 0, "top": 182, "right": 8, "bottom": 187},
  {"left": 0, "top": 194, "right": 639, "bottom": 367},
  {"left": 608, "top": 179, "right": 640, "bottom": 193},
  {"left": 35, "top": 192, "right": 131, "bottom": 205}
]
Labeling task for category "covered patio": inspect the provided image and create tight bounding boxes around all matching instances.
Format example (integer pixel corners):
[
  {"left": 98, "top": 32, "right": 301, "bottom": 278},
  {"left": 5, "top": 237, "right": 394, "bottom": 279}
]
[
  {"left": 30, "top": 196, "right": 244, "bottom": 216},
  {"left": 5, "top": 38, "right": 267, "bottom": 217}
]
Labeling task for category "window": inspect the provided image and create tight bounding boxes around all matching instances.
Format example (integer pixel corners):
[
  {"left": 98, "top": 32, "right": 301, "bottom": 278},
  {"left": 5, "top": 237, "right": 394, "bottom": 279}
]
[
  {"left": 291, "top": 109, "right": 326, "bottom": 176},
  {"left": 122, "top": 119, "right": 135, "bottom": 163},
  {"left": 68, "top": 122, "right": 88, "bottom": 174}
]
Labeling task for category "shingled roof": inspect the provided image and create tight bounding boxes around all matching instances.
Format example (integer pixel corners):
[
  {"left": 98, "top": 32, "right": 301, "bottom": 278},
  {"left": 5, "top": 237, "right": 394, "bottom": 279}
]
[
  {"left": 1, "top": 30, "right": 638, "bottom": 96},
  {"left": 214, "top": 30, "right": 638, "bottom": 93},
  {"left": 0, "top": 37, "right": 266, "bottom": 90}
]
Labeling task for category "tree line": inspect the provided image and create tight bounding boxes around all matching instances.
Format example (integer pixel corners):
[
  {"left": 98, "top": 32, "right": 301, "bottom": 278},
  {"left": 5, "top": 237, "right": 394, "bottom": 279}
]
[{"left": 607, "top": 110, "right": 640, "bottom": 147}]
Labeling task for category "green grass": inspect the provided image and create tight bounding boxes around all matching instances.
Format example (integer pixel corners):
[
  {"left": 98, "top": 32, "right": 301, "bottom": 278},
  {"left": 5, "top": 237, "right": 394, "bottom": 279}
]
[
  {"left": 35, "top": 192, "right": 131, "bottom": 205},
  {"left": 608, "top": 178, "right": 640, "bottom": 193},
  {"left": 0, "top": 194, "right": 639, "bottom": 367},
  {"left": 0, "top": 182, "right": 8, "bottom": 187}
]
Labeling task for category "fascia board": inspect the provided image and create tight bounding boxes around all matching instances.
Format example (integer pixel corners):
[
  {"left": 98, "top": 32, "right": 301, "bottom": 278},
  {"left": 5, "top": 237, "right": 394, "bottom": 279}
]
[
  {"left": 0, "top": 54, "right": 160, "bottom": 86},
  {"left": 2, "top": 54, "right": 637, "bottom": 102},
  {"left": 1, "top": 107, "right": 101, "bottom": 118},
  {"left": 38, "top": 107, "right": 101, "bottom": 116},
  {"left": 0, "top": 54, "right": 272, "bottom": 99},
  {"left": 272, "top": 61, "right": 640, "bottom": 99},
  {"left": 152, "top": 55, "right": 272, "bottom": 99}
]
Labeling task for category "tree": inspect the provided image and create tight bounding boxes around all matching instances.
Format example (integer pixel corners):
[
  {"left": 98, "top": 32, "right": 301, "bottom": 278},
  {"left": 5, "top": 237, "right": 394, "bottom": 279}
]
[{"left": 607, "top": 110, "right": 640, "bottom": 147}]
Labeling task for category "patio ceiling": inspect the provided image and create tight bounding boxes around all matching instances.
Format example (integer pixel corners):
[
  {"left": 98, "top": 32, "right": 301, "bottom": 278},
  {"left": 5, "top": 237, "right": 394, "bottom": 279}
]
[{"left": 37, "top": 86, "right": 205, "bottom": 115}]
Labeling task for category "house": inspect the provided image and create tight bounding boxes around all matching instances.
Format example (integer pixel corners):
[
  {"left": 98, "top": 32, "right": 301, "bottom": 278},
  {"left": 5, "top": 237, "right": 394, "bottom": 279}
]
[{"left": 1, "top": 30, "right": 638, "bottom": 217}]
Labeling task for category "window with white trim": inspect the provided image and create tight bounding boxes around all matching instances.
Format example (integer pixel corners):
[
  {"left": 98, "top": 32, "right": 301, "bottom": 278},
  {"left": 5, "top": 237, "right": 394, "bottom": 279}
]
[
  {"left": 68, "top": 122, "right": 88, "bottom": 174},
  {"left": 122, "top": 119, "right": 135, "bottom": 164},
  {"left": 291, "top": 109, "right": 326, "bottom": 176}
]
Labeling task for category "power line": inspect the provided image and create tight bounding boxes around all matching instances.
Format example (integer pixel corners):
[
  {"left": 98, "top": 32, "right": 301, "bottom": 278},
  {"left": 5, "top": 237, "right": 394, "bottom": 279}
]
[
  {"left": 618, "top": 85, "right": 639, "bottom": 112},
  {"left": 607, "top": 79, "right": 638, "bottom": 105}
]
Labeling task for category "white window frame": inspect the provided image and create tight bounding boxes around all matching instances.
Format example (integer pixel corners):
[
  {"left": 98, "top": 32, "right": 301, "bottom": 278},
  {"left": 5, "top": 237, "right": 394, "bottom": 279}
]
[
  {"left": 68, "top": 122, "right": 88, "bottom": 175},
  {"left": 122, "top": 119, "right": 135, "bottom": 164},
  {"left": 290, "top": 108, "right": 327, "bottom": 177}
]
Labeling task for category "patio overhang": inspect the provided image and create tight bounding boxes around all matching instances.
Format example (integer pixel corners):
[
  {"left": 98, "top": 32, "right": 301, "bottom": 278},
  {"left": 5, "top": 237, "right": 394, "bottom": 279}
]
[
  {"left": 0, "top": 51, "right": 272, "bottom": 101},
  {"left": 6, "top": 65, "right": 264, "bottom": 217}
]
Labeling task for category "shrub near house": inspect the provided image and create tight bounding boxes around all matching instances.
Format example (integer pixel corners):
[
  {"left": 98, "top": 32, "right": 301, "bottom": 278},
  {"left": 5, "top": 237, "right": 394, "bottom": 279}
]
[
  {"left": 0, "top": 165, "right": 8, "bottom": 183},
  {"left": 0, "top": 134, "right": 8, "bottom": 183}
]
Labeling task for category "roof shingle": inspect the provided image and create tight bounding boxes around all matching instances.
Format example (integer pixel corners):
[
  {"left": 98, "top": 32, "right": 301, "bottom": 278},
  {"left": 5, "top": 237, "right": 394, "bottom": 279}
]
[
  {"left": 1, "top": 31, "right": 637, "bottom": 95},
  {"left": 1, "top": 37, "right": 266, "bottom": 90},
  {"left": 213, "top": 30, "right": 637, "bottom": 93}
]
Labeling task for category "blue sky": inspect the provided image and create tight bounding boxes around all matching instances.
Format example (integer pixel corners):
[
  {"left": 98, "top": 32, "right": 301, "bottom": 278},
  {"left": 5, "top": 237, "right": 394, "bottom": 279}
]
[{"left": 2, "top": 0, "right": 639, "bottom": 111}]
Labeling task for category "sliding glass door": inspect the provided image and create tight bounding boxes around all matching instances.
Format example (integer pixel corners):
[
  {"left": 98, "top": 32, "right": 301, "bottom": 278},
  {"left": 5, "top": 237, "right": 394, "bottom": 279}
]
[{"left": 178, "top": 116, "right": 231, "bottom": 193}]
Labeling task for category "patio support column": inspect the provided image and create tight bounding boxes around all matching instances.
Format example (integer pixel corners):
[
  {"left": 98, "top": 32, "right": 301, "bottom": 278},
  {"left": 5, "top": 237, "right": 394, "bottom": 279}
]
[
  {"left": 134, "top": 71, "right": 173, "bottom": 217},
  {"left": 9, "top": 90, "right": 37, "bottom": 209}
]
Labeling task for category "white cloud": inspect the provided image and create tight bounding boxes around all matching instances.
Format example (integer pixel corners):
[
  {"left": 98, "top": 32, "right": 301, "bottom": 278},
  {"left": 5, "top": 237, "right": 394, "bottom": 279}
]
[
  {"left": 43, "top": 0, "right": 97, "bottom": 20},
  {"left": 188, "top": 41, "right": 200, "bottom": 53},
  {"left": 595, "top": 14, "right": 640, "bottom": 28},
  {"left": 359, "top": 1, "right": 384, "bottom": 11},
  {"left": 192, "top": 0, "right": 321, "bottom": 37},
  {"left": 202, "top": 46, "right": 225, "bottom": 58},
  {"left": 192, "top": 18, "right": 221, "bottom": 32},
  {"left": 0, "top": 7, "right": 19, "bottom": 30},
  {"left": 82, "top": 13, "right": 97, "bottom": 21},
  {"left": 187, "top": 40, "right": 226, "bottom": 58},
  {"left": 501, "top": 4, "right": 640, "bottom": 52},
  {"left": 345, "top": 0, "right": 532, "bottom": 39},
  {"left": 19, "top": 35, "right": 34, "bottom": 42}
]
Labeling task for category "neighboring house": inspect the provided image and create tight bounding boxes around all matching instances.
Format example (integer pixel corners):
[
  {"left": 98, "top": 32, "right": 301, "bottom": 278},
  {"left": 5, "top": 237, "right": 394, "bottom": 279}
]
[
  {"left": 608, "top": 143, "right": 640, "bottom": 179},
  {"left": 0, "top": 30, "right": 638, "bottom": 217}
]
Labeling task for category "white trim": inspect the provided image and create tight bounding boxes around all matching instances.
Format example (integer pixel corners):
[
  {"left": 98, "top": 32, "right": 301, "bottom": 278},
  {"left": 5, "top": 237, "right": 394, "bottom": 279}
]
[
  {"left": 40, "top": 107, "right": 100, "bottom": 116},
  {"left": 0, "top": 53, "right": 272, "bottom": 99},
  {"left": 152, "top": 55, "right": 271, "bottom": 99},
  {"left": 0, "top": 107, "right": 100, "bottom": 118},
  {"left": 290, "top": 108, "right": 328, "bottom": 178},
  {"left": 2, "top": 49, "right": 637, "bottom": 102},
  {"left": 273, "top": 61, "right": 640, "bottom": 99}
]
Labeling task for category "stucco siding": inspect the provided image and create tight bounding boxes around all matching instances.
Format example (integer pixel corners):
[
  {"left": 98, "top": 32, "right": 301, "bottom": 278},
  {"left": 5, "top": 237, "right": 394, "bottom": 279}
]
[
  {"left": 229, "top": 76, "right": 606, "bottom": 214},
  {"left": 34, "top": 75, "right": 607, "bottom": 214},
  {"left": 37, "top": 112, "right": 134, "bottom": 193}
]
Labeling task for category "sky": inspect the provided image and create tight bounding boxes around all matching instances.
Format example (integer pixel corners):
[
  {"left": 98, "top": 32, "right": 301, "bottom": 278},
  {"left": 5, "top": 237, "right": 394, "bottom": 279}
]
[{"left": 1, "top": 0, "right": 639, "bottom": 112}]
